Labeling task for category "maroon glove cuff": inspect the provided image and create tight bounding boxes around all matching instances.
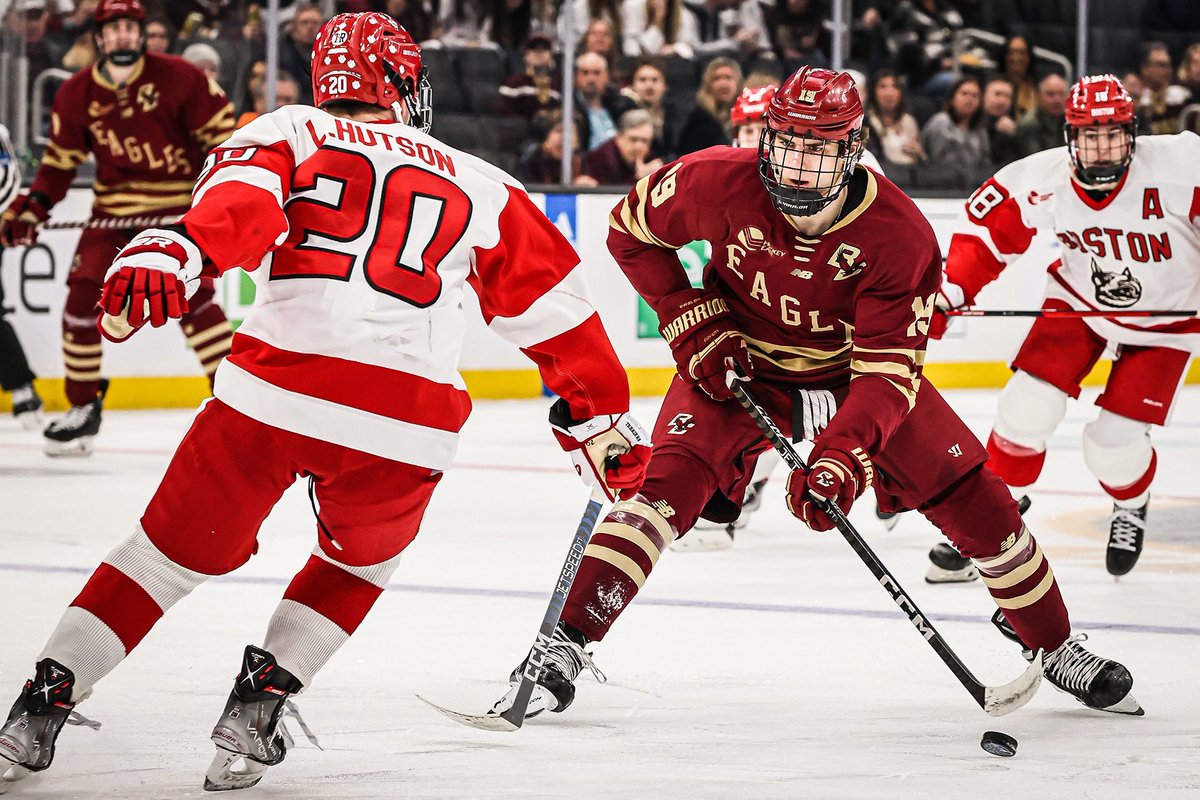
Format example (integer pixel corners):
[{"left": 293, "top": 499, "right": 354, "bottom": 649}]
[{"left": 658, "top": 289, "right": 732, "bottom": 346}]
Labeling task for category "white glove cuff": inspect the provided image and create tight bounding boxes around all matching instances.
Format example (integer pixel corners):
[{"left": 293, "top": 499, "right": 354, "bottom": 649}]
[{"left": 105, "top": 228, "right": 205, "bottom": 299}]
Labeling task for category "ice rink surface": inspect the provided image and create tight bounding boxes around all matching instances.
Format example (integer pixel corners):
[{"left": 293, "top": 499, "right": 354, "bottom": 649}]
[{"left": 1, "top": 387, "right": 1198, "bottom": 800}]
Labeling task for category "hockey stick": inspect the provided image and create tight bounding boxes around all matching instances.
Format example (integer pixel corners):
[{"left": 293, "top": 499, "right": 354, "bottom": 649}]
[
  {"left": 724, "top": 369, "right": 1044, "bottom": 717},
  {"left": 418, "top": 488, "right": 607, "bottom": 731},
  {"left": 38, "top": 214, "right": 182, "bottom": 231},
  {"left": 947, "top": 308, "right": 1196, "bottom": 318}
]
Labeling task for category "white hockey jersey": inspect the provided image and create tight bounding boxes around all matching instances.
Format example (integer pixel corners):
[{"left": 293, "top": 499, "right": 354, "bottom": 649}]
[
  {"left": 946, "top": 132, "right": 1200, "bottom": 352},
  {"left": 179, "top": 105, "right": 629, "bottom": 470}
]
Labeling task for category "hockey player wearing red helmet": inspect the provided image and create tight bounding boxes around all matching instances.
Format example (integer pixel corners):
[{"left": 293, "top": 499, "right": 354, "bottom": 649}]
[
  {"left": 731, "top": 84, "right": 776, "bottom": 148},
  {"left": 931, "top": 74, "right": 1200, "bottom": 582},
  {"left": 0, "top": 11, "right": 647, "bottom": 792},
  {"left": 494, "top": 66, "right": 1142, "bottom": 723}
]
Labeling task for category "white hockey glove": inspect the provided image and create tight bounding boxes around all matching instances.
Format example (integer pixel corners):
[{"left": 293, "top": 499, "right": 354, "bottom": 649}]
[
  {"left": 549, "top": 397, "right": 652, "bottom": 501},
  {"left": 98, "top": 228, "right": 205, "bottom": 342},
  {"left": 929, "top": 278, "right": 968, "bottom": 340}
]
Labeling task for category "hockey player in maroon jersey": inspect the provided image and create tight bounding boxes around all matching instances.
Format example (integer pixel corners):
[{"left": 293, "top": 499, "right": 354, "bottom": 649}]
[
  {"left": 0, "top": 0, "right": 236, "bottom": 457},
  {"left": 929, "top": 75, "right": 1200, "bottom": 578},
  {"left": 0, "top": 12, "right": 649, "bottom": 793},
  {"left": 496, "top": 67, "right": 1143, "bottom": 722}
]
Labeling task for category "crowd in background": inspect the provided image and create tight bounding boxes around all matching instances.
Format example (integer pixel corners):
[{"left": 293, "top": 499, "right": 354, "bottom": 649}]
[{"left": 3, "top": 0, "right": 1200, "bottom": 189}]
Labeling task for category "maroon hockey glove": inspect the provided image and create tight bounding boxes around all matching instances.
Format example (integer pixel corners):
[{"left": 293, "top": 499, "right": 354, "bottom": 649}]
[
  {"left": 658, "top": 288, "right": 754, "bottom": 401},
  {"left": 550, "top": 398, "right": 653, "bottom": 501},
  {"left": 0, "top": 191, "right": 51, "bottom": 247},
  {"left": 785, "top": 443, "right": 874, "bottom": 532},
  {"left": 98, "top": 228, "right": 203, "bottom": 342}
]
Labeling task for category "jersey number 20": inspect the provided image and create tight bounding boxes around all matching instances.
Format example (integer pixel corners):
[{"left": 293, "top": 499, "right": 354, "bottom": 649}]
[{"left": 271, "top": 147, "right": 472, "bottom": 307}]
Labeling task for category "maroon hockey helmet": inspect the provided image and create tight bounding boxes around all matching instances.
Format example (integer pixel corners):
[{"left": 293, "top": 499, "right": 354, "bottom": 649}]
[
  {"left": 311, "top": 13, "right": 432, "bottom": 132},
  {"left": 759, "top": 66, "right": 866, "bottom": 216},
  {"left": 93, "top": 0, "right": 147, "bottom": 67},
  {"left": 94, "top": 0, "right": 146, "bottom": 24},
  {"left": 1063, "top": 74, "right": 1137, "bottom": 186}
]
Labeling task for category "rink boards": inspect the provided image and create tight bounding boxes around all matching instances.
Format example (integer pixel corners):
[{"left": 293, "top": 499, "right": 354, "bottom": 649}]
[{"left": 2, "top": 189, "right": 1196, "bottom": 411}]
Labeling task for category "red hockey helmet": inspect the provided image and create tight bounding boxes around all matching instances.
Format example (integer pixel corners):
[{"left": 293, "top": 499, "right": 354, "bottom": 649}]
[
  {"left": 312, "top": 13, "right": 432, "bottom": 132},
  {"left": 730, "top": 85, "right": 776, "bottom": 129},
  {"left": 759, "top": 66, "right": 866, "bottom": 216},
  {"left": 1063, "top": 74, "right": 1137, "bottom": 186},
  {"left": 93, "top": 0, "right": 146, "bottom": 25}
]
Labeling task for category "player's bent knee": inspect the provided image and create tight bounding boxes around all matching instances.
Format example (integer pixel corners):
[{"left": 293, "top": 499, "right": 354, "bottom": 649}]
[
  {"left": 921, "top": 468, "right": 1024, "bottom": 559},
  {"left": 994, "top": 371, "right": 1068, "bottom": 448},
  {"left": 1082, "top": 410, "right": 1153, "bottom": 487}
]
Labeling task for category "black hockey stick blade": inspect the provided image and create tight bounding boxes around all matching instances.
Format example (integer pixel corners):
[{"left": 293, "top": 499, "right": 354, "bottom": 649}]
[
  {"left": 419, "top": 489, "right": 606, "bottom": 731},
  {"left": 725, "top": 368, "right": 1043, "bottom": 717}
]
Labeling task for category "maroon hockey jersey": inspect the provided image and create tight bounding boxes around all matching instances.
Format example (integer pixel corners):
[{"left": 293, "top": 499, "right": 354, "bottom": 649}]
[{"left": 608, "top": 146, "right": 942, "bottom": 457}]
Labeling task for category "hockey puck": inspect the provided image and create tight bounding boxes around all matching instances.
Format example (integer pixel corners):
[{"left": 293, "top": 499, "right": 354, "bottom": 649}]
[{"left": 980, "top": 730, "right": 1018, "bottom": 757}]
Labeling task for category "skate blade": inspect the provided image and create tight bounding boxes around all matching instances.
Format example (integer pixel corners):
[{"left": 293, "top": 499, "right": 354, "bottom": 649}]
[
  {"left": 203, "top": 751, "right": 269, "bottom": 792},
  {"left": 1102, "top": 692, "right": 1145, "bottom": 716},
  {"left": 0, "top": 764, "right": 31, "bottom": 794},
  {"left": 670, "top": 527, "right": 735, "bottom": 553},
  {"left": 924, "top": 564, "right": 979, "bottom": 584},
  {"left": 875, "top": 508, "right": 901, "bottom": 531},
  {"left": 15, "top": 411, "right": 43, "bottom": 431},
  {"left": 983, "top": 649, "right": 1044, "bottom": 717},
  {"left": 43, "top": 437, "right": 95, "bottom": 458},
  {"left": 415, "top": 695, "right": 519, "bottom": 732}
]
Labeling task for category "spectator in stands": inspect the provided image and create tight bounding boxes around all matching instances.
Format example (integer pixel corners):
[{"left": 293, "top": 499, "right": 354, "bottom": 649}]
[
  {"left": 559, "top": 0, "right": 623, "bottom": 49},
  {"left": 579, "top": 17, "right": 621, "bottom": 72},
  {"left": 684, "top": 0, "right": 771, "bottom": 58},
  {"left": 886, "top": 0, "right": 964, "bottom": 99},
  {"left": 1177, "top": 43, "right": 1200, "bottom": 97},
  {"left": 487, "top": 0, "right": 535, "bottom": 51},
  {"left": 277, "top": 3, "right": 323, "bottom": 105},
  {"left": 999, "top": 34, "right": 1037, "bottom": 119},
  {"left": 435, "top": 0, "right": 491, "bottom": 46},
  {"left": 381, "top": 0, "right": 437, "bottom": 45},
  {"left": 574, "top": 50, "right": 637, "bottom": 150},
  {"left": 621, "top": 58, "right": 681, "bottom": 159},
  {"left": 764, "top": 0, "right": 828, "bottom": 67},
  {"left": 166, "top": 0, "right": 245, "bottom": 41},
  {"left": 583, "top": 108, "right": 663, "bottom": 185},
  {"left": 622, "top": 0, "right": 697, "bottom": 60},
  {"left": 675, "top": 55, "right": 742, "bottom": 155},
  {"left": 9, "top": 0, "right": 68, "bottom": 89},
  {"left": 864, "top": 67, "right": 924, "bottom": 168},
  {"left": 516, "top": 109, "right": 592, "bottom": 185},
  {"left": 235, "top": 71, "right": 300, "bottom": 128},
  {"left": 182, "top": 42, "right": 221, "bottom": 84},
  {"left": 920, "top": 75, "right": 988, "bottom": 180},
  {"left": 1140, "top": 41, "right": 1191, "bottom": 135},
  {"left": 1014, "top": 72, "right": 1067, "bottom": 158},
  {"left": 144, "top": 16, "right": 173, "bottom": 54},
  {"left": 981, "top": 73, "right": 1019, "bottom": 167},
  {"left": 499, "top": 32, "right": 562, "bottom": 119}
]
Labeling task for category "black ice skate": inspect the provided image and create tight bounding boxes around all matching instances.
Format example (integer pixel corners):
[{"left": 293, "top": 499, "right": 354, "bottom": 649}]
[
  {"left": 204, "top": 645, "right": 319, "bottom": 792},
  {"left": 43, "top": 379, "right": 108, "bottom": 458},
  {"left": 1106, "top": 500, "right": 1148, "bottom": 577},
  {"left": 10, "top": 383, "right": 43, "bottom": 430},
  {"left": 991, "top": 610, "right": 1143, "bottom": 715},
  {"left": 925, "top": 496, "right": 1031, "bottom": 583},
  {"left": 674, "top": 478, "right": 768, "bottom": 552},
  {"left": 491, "top": 623, "right": 605, "bottom": 720},
  {"left": 0, "top": 658, "right": 100, "bottom": 787}
]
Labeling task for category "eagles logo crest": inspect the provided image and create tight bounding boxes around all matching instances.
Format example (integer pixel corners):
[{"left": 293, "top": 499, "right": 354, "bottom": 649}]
[
  {"left": 828, "top": 243, "right": 867, "bottom": 281},
  {"left": 137, "top": 83, "right": 160, "bottom": 113}
]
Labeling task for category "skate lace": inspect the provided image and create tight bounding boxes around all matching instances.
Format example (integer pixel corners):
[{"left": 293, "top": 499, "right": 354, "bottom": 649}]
[
  {"left": 1109, "top": 508, "right": 1145, "bottom": 552},
  {"left": 281, "top": 700, "right": 322, "bottom": 751},
  {"left": 546, "top": 637, "right": 607, "bottom": 684},
  {"left": 1044, "top": 634, "right": 1105, "bottom": 693},
  {"left": 65, "top": 710, "right": 101, "bottom": 731},
  {"left": 51, "top": 403, "right": 94, "bottom": 431}
]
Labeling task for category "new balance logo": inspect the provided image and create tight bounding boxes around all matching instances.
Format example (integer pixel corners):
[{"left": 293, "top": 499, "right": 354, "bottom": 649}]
[
  {"left": 948, "top": 443, "right": 963, "bottom": 457},
  {"left": 651, "top": 499, "right": 676, "bottom": 519}
]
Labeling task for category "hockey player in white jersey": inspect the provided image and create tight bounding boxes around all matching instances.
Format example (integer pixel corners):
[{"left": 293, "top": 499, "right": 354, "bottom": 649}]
[
  {"left": 931, "top": 74, "right": 1199, "bottom": 579},
  {"left": 0, "top": 12, "right": 650, "bottom": 793}
]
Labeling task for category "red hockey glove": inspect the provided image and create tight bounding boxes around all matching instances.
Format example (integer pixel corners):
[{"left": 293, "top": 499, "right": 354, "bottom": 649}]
[
  {"left": 550, "top": 398, "right": 652, "bottom": 501},
  {"left": 0, "top": 191, "right": 51, "bottom": 247},
  {"left": 928, "top": 279, "right": 968, "bottom": 340},
  {"left": 785, "top": 443, "right": 874, "bottom": 532},
  {"left": 658, "top": 288, "right": 754, "bottom": 401},
  {"left": 98, "top": 228, "right": 204, "bottom": 342}
]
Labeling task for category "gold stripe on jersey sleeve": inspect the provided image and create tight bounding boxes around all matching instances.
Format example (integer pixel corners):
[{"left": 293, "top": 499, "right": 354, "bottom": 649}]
[
  {"left": 849, "top": 363, "right": 919, "bottom": 409},
  {"left": 744, "top": 335, "right": 852, "bottom": 361},
  {"left": 94, "top": 179, "right": 196, "bottom": 192},
  {"left": 824, "top": 166, "right": 878, "bottom": 236},
  {"left": 852, "top": 344, "right": 925, "bottom": 365},
  {"left": 194, "top": 104, "right": 236, "bottom": 149},
  {"left": 850, "top": 358, "right": 916, "bottom": 380},
  {"left": 608, "top": 211, "right": 632, "bottom": 236},
  {"left": 42, "top": 142, "right": 88, "bottom": 171},
  {"left": 94, "top": 191, "right": 193, "bottom": 216},
  {"left": 631, "top": 174, "right": 679, "bottom": 249}
]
